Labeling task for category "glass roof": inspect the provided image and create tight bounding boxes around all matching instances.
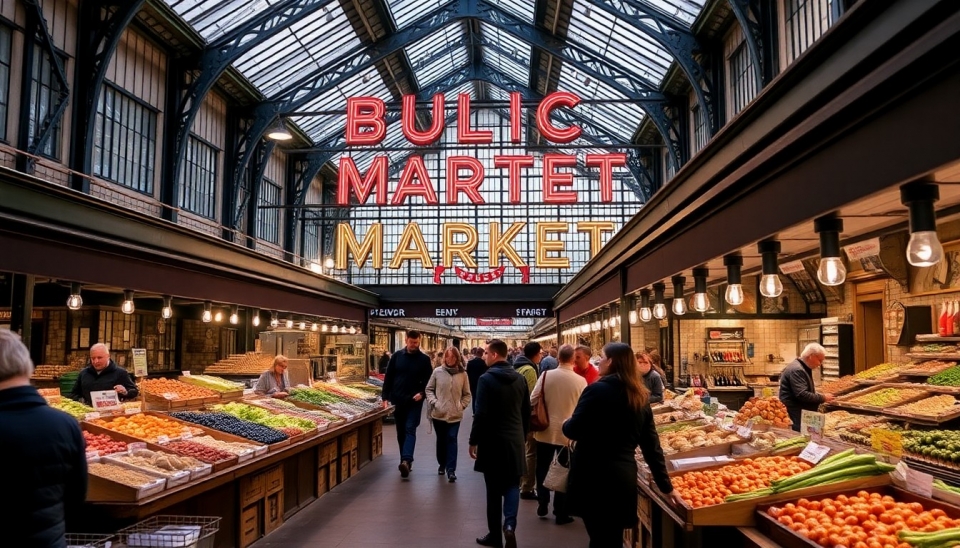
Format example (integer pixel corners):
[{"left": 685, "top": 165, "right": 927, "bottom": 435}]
[
  {"left": 568, "top": 1, "right": 671, "bottom": 83},
  {"left": 290, "top": 69, "right": 393, "bottom": 143},
  {"left": 164, "top": 0, "right": 275, "bottom": 41},
  {"left": 386, "top": 0, "right": 452, "bottom": 30},
  {"left": 405, "top": 24, "right": 469, "bottom": 89},
  {"left": 478, "top": 23, "right": 531, "bottom": 84},
  {"left": 557, "top": 64, "right": 644, "bottom": 141}
]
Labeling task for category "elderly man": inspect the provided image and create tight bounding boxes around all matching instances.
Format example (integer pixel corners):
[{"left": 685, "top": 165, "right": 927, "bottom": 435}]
[
  {"left": 779, "top": 343, "right": 835, "bottom": 431},
  {"left": 0, "top": 329, "right": 87, "bottom": 546},
  {"left": 70, "top": 343, "right": 139, "bottom": 404}
]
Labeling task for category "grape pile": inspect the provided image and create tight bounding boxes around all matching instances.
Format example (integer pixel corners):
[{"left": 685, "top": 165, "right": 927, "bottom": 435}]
[{"left": 169, "top": 412, "right": 288, "bottom": 444}]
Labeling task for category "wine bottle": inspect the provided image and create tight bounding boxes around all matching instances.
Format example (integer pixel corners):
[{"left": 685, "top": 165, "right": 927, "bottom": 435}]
[
  {"left": 953, "top": 300, "right": 960, "bottom": 336},
  {"left": 940, "top": 301, "right": 950, "bottom": 337}
]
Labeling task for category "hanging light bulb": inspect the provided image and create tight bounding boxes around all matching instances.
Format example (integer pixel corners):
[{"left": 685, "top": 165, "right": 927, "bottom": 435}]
[
  {"left": 269, "top": 311, "right": 279, "bottom": 329},
  {"left": 723, "top": 254, "right": 745, "bottom": 306},
  {"left": 691, "top": 267, "right": 709, "bottom": 313},
  {"left": 229, "top": 305, "right": 240, "bottom": 325},
  {"left": 121, "top": 290, "right": 135, "bottom": 315},
  {"left": 67, "top": 283, "right": 83, "bottom": 310},
  {"left": 285, "top": 318, "right": 294, "bottom": 329},
  {"left": 252, "top": 309, "right": 261, "bottom": 327},
  {"left": 638, "top": 289, "right": 653, "bottom": 322},
  {"left": 214, "top": 310, "right": 223, "bottom": 323},
  {"left": 202, "top": 301, "right": 213, "bottom": 323},
  {"left": 592, "top": 317, "right": 601, "bottom": 332},
  {"left": 814, "top": 215, "right": 846, "bottom": 286},
  {"left": 602, "top": 318, "right": 610, "bottom": 329},
  {"left": 901, "top": 181, "right": 943, "bottom": 267},
  {"left": 324, "top": 257, "right": 335, "bottom": 270},
  {"left": 652, "top": 282, "right": 667, "bottom": 320},
  {"left": 758, "top": 240, "right": 784, "bottom": 298},
  {"left": 629, "top": 310, "right": 638, "bottom": 325},
  {"left": 266, "top": 118, "right": 292, "bottom": 141},
  {"left": 311, "top": 322, "right": 319, "bottom": 332},
  {"left": 671, "top": 275, "right": 687, "bottom": 316},
  {"left": 161, "top": 295, "right": 173, "bottom": 319},
  {"left": 321, "top": 324, "right": 329, "bottom": 332},
  {"left": 349, "top": 326, "right": 357, "bottom": 334},
  {"left": 299, "top": 320, "right": 307, "bottom": 330}
]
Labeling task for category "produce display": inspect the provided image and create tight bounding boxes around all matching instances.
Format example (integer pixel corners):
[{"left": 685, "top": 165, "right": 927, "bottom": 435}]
[
  {"left": 911, "top": 343, "right": 960, "bottom": 354},
  {"left": 935, "top": 479, "right": 960, "bottom": 496},
  {"left": 90, "top": 414, "right": 202, "bottom": 443},
  {"left": 846, "top": 387, "right": 928, "bottom": 407},
  {"left": 51, "top": 399, "right": 95, "bottom": 419},
  {"left": 88, "top": 462, "right": 159, "bottom": 488},
  {"left": 905, "top": 360, "right": 958, "bottom": 375},
  {"left": 247, "top": 398, "right": 335, "bottom": 427},
  {"left": 169, "top": 411, "right": 288, "bottom": 444},
  {"left": 838, "top": 421, "right": 904, "bottom": 447},
  {"left": 32, "top": 364, "right": 79, "bottom": 379},
  {"left": 83, "top": 431, "right": 128, "bottom": 455},
  {"left": 894, "top": 395, "right": 959, "bottom": 417},
  {"left": 188, "top": 435, "right": 261, "bottom": 455},
  {"left": 347, "top": 382, "right": 383, "bottom": 396},
  {"left": 929, "top": 366, "right": 960, "bottom": 387},
  {"left": 824, "top": 411, "right": 876, "bottom": 439},
  {"left": 109, "top": 449, "right": 204, "bottom": 476},
  {"left": 655, "top": 411, "right": 693, "bottom": 426},
  {"left": 819, "top": 376, "right": 861, "bottom": 396},
  {"left": 733, "top": 449, "right": 894, "bottom": 501},
  {"left": 140, "top": 378, "right": 218, "bottom": 400},
  {"left": 288, "top": 387, "right": 343, "bottom": 406},
  {"left": 673, "top": 456, "right": 812, "bottom": 507},
  {"left": 179, "top": 374, "right": 244, "bottom": 393},
  {"left": 163, "top": 440, "right": 235, "bottom": 464},
  {"left": 766, "top": 490, "right": 960, "bottom": 548},
  {"left": 903, "top": 431, "right": 960, "bottom": 464},
  {"left": 204, "top": 353, "right": 275, "bottom": 375},
  {"left": 288, "top": 387, "right": 377, "bottom": 417},
  {"left": 735, "top": 397, "right": 792, "bottom": 428},
  {"left": 659, "top": 425, "right": 742, "bottom": 454},
  {"left": 212, "top": 402, "right": 317, "bottom": 433},
  {"left": 854, "top": 363, "right": 902, "bottom": 380},
  {"left": 313, "top": 382, "right": 379, "bottom": 401},
  {"left": 764, "top": 436, "right": 809, "bottom": 453}
]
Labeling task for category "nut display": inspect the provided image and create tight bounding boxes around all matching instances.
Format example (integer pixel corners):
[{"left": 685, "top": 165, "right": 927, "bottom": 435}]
[
  {"left": 140, "top": 378, "right": 218, "bottom": 400},
  {"left": 847, "top": 387, "right": 927, "bottom": 407},
  {"left": 88, "top": 462, "right": 159, "bottom": 488},
  {"left": 853, "top": 362, "right": 901, "bottom": 380},
  {"left": 929, "top": 366, "right": 960, "bottom": 387},
  {"left": 179, "top": 374, "right": 244, "bottom": 392},
  {"left": 163, "top": 440, "right": 235, "bottom": 463},
  {"left": 83, "top": 431, "right": 128, "bottom": 455},
  {"left": 736, "top": 397, "right": 791, "bottom": 428},
  {"left": 658, "top": 425, "right": 741, "bottom": 454},
  {"left": 818, "top": 376, "right": 860, "bottom": 396},
  {"left": 109, "top": 449, "right": 203, "bottom": 476},
  {"left": 90, "top": 414, "right": 202, "bottom": 443},
  {"left": 169, "top": 411, "right": 288, "bottom": 444},
  {"left": 894, "top": 394, "right": 958, "bottom": 417},
  {"left": 188, "top": 435, "right": 261, "bottom": 455},
  {"left": 204, "top": 353, "right": 276, "bottom": 375},
  {"left": 905, "top": 360, "right": 957, "bottom": 374}
]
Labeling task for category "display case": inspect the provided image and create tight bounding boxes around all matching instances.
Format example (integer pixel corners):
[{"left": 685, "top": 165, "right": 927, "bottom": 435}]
[
  {"left": 820, "top": 319, "right": 854, "bottom": 381},
  {"left": 323, "top": 335, "right": 368, "bottom": 381}
]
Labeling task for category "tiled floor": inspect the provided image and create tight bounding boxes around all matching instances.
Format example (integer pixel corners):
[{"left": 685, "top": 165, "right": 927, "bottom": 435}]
[{"left": 252, "top": 411, "right": 590, "bottom": 547}]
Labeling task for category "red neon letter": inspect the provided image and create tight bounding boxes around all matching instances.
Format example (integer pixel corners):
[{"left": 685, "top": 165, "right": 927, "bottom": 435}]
[
  {"left": 537, "top": 91, "right": 581, "bottom": 144},
  {"left": 446, "top": 156, "right": 486, "bottom": 205},
  {"left": 543, "top": 154, "right": 578, "bottom": 204},
  {"left": 586, "top": 153, "right": 626, "bottom": 203},
  {"left": 509, "top": 92, "right": 522, "bottom": 143},
  {"left": 337, "top": 156, "right": 387, "bottom": 205},
  {"left": 345, "top": 97, "right": 386, "bottom": 145},
  {"left": 457, "top": 93, "right": 493, "bottom": 144},
  {"left": 392, "top": 155, "right": 439, "bottom": 205},
  {"left": 494, "top": 155, "right": 535, "bottom": 204},
  {"left": 402, "top": 93, "right": 445, "bottom": 146}
]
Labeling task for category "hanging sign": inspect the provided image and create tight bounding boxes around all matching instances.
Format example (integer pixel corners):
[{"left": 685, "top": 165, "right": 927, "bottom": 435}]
[
  {"left": 476, "top": 318, "right": 514, "bottom": 327},
  {"left": 132, "top": 348, "right": 148, "bottom": 378},
  {"left": 843, "top": 238, "right": 881, "bottom": 261},
  {"left": 706, "top": 327, "right": 745, "bottom": 340}
]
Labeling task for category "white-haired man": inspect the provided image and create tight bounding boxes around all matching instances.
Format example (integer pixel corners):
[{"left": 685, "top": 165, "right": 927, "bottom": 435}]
[
  {"left": 779, "top": 343, "right": 835, "bottom": 431},
  {"left": 69, "top": 343, "right": 139, "bottom": 404},
  {"left": 0, "top": 329, "right": 87, "bottom": 545}
]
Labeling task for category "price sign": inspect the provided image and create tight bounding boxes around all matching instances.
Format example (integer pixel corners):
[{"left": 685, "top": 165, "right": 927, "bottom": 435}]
[
  {"left": 89, "top": 390, "right": 122, "bottom": 412},
  {"left": 182, "top": 370, "right": 192, "bottom": 376},
  {"left": 156, "top": 435, "right": 170, "bottom": 444},
  {"left": 132, "top": 348, "right": 148, "bottom": 378},
  {"left": 703, "top": 403, "right": 720, "bottom": 417},
  {"left": 124, "top": 404, "right": 141, "bottom": 415},
  {"left": 84, "top": 412, "right": 102, "bottom": 421},
  {"left": 162, "top": 392, "right": 178, "bottom": 400},
  {"left": 86, "top": 450, "right": 99, "bottom": 460},
  {"left": 799, "top": 442, "right": 831, "bottom": 464},
  {"left": 736, "top": 418, "right": 755, "bottom": 438},
  {"left": 871, "top": 430, "right": 903, "bottom": 457},
  {"left": 906, "top": 469, "right": 934, "bottom": 498},
  {"left": 180, "top": 430, "right": 193, "bottom": 440},
  {"left": 128, "top": 442, "right": 146, "bottom": 450},
  {"left": 801, "top": 410, "right": 826, "bottom": 441},
  {"left": 721, "top": 416, "right": 736, "bottom": 431}
]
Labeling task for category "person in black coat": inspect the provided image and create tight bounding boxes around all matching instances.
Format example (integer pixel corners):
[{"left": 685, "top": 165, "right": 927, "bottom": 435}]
[
  {"left": 69, "top": 343, "right": 139, "bottom": 404},
  {"left": 562, "top": 342, "right": 683, "bottom": 548},
  {"left": 779, "top": 343, "right": 835, "bottom": 431},
  {"left": 469, "top": 339, "right": 530, "bottom": 548},
  {"left": 0, "top": 329, "right": 87, "bottom": 547},
  {"left": 382, "top": 330, "right": 433, "bottom": 478},
  {"left": 466, "top": 347, "right": 486, "bottom": 413},
  {"left": 377, "top": 351, "right": 391, "bottom": 374}
]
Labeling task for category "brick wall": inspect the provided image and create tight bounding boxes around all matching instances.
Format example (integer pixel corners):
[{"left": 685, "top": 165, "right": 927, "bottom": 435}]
[
  {"left": 90, "top": 179, "right": 162, "bottom": 217},
  {"left": 34, "top": 163, "right": 70, "bottom": 187},
  {"left": 177, "top": 212, "right": 221, "bottom": 238},
  {"left": 45, "top": 310, "right": 67, "bottom": 365},
  {"left": 181, "top": 319, "right": 220, "bottom": 373}
]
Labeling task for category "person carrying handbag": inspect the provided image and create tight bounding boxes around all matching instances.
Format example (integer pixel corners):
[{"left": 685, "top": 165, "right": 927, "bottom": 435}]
[
  {"left": 529, "top": 344, "right": 586, "bottom": 525},
  {"left": 425, "top": 347, "right": 472, "bottom": 482}
]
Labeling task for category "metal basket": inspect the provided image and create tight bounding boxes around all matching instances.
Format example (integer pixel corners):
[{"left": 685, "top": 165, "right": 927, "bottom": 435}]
[
  {"left": 115, "top": 516, "right": 221, "bottom": 548},
  {"left": 66, "top": 533, "right": 116, "bottom": 548}
]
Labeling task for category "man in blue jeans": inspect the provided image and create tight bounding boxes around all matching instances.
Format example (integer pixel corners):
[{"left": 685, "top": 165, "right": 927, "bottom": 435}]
[{"left": 382, "top": 330, "right": 433, "bottom": 478}]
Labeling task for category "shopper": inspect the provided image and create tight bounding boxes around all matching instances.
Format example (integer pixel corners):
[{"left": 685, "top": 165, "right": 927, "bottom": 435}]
[
  {"left": 539, "top": 347, "right": 559, "bottom": 372},
  {"left": 69, "top": 343, "right": 139, "bottom": 404},
  {"left": 636, "top": 351, "right": 665, "bottom": 404},
  {"left": 377, "top": 351, "right": 391, "bottom": 374},
  {"left": 647, "top": 349, "right": 669, "bottom": 387},
  {"left": 382, "top": 330, "right": 433, "bottom": 478},
  {"left": 0, "top": 329, "right": 87, "bottom": 547},
  {"left": 466, "top": 347, "right": 486, "bottom": 414},
  {"left": 425, "top": 347, "right": 472, "bottom": 482},
  {"left": 573, "top": 345, "right": 600, "bottom": 385},
  {"left": 531, "top": 344, "right": 586, "bottom": 525},
  {"left": 512, "top": 341, "right": 542, "bottom": 500},
  {"left": 563, "top": 342, "right": 682, "bottom": 548},
  {"left": 779, "top": 343, "right": 835, "bottom": 431},
  {"left": 470, "top": 339, "right": 530, "bottom": 548},
  {"left": 254, "top": 355, "right": 291, "bottom": 398}
]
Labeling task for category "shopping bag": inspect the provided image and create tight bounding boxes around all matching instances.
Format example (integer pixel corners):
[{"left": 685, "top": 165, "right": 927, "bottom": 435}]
[
  {"left": 530, "top": 372, "right": 549, "bottom": 432},
  {"left": 543, "top": 446, "right": 570, "bottom": 493}
]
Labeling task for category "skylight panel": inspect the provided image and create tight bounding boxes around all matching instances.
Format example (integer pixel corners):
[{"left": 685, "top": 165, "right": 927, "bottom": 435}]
[
  {"left": 163, "top": 0, "right": 273, "bottom": 41},
  {"left": 569, "top": 1, "right": 671, "bottom": 84},
  {"left": 386, "top": 0, "right": 450, "bottom": 29}
]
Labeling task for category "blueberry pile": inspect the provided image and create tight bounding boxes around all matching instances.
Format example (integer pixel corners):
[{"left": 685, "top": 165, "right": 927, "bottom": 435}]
[{"left": 170, "top": 411, "right": 288, "bottom": 445}]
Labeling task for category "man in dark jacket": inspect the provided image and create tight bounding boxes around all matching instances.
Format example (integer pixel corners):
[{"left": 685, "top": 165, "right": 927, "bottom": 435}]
[
  {"left": 779, "top": 343, "right": 835, "bottom": 431},
  {"left": 69, "top": 343, "right": 139, "bottom": 405},
  {"left": 0, "top": 329, "right": 87, "bottom": 547},
  {"left": 512, "top": 342, "right": 541, "bottom": 499},
  {"left": 470, "top": 339, "right": 530, "bottom": 548},
  {"left": 382, "top": 330, "right": 433, "bottom": 478},
  {"left": 466, "top": 347, "right": 486, "bottom": 413}
]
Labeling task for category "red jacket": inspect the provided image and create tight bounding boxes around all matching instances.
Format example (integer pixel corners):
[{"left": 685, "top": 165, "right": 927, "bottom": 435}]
[{"left": 574, "top": 364, "right": 600, "bottom": 385}]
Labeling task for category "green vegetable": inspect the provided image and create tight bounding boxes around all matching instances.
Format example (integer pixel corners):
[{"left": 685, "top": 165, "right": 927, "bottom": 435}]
[
  {"left": 774, "top": 464, "right": 891, "bottom": 492},
  {"left": 771, "top": 453, "right": 876, "bottom": 489},
  {"left": 899, "top": 527, "right": 960, "bottom": 548},
  {"left": 212, "top": 402, "right": 316, "bottom": 431},
  {"left": 929, "top": 366, "right": 960, "bottom": 387}
]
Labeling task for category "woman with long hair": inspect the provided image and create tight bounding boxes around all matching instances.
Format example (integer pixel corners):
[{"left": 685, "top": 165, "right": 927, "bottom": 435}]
[
  {"left": 425, "top": 347, "right": 472, "bottom": 482},
  {"left": 635, "top": 351, "right": 665, "bottom": 404},
  {"left": 562, "top": 342, "right": 682, "bottom": 547}
]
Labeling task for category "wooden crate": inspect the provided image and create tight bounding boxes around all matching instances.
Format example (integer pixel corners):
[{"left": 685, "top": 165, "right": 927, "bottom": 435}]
[
  {"left": 239, "top": 501, "right": 261, "bottom": 548},
  {"left": 832, "top": 383, "right": 932, "bottom": 412},
  {"left": 265, "top": 490, "right": 284, "bottom": 535},
  {"left": 86, "top": 473, "right": 166, "bottom": 502},
  {"left": 265, "top": 464, "right": 283, "bottom": 495},
  {"left": 341, "top": 430, "right": 359, "bottom": 451},
  {"left": 240, "top": 472, "right": 266, "bottom": 507},
  {"left": 142, "top": 392, "right": 210, "bottom": 410},
  {"left": 340, "top": 451, "right": 352, "bottom": 482}
]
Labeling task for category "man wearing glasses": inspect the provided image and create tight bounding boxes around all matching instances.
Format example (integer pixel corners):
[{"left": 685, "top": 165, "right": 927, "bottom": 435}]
[{"left": 778, "top": 343, "right": 835, "bottom": 431}]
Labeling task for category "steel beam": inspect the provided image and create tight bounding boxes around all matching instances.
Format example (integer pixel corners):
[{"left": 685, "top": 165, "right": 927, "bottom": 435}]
[
  {"left": 727, "top": 0, "right": 766, "bottom": 89},
  {"left": 283, "top": 154, "right": 327, "bottom": 261},
  {"left": 238, "top": 139, "right": 276, "bottom": 246}
]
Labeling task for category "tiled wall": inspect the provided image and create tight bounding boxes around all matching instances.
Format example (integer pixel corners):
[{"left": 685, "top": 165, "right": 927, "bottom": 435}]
[
  {"left": 181, "top": 319, "right": 220, "bottom": 372},
  {"left": 45, "top": 310, "right": 67, "bottom": 365}
]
